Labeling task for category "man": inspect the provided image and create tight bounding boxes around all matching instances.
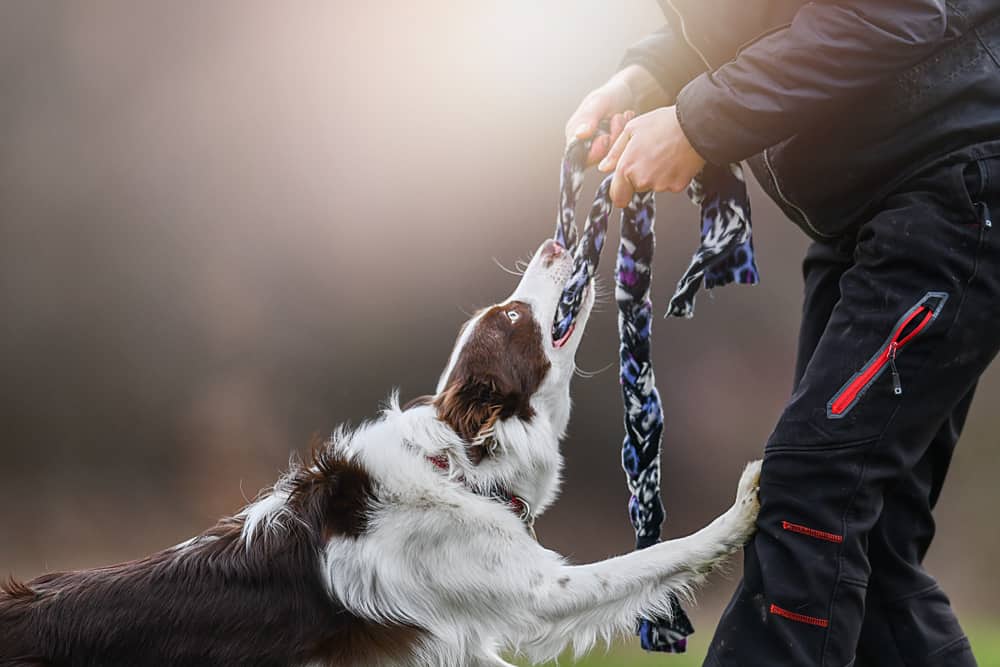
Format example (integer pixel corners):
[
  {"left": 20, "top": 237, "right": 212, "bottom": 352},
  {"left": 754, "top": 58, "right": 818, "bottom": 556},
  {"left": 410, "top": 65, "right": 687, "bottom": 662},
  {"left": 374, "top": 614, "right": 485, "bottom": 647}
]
[{"left": 566, "top": 1, "right": 1000, "bottom": 666}]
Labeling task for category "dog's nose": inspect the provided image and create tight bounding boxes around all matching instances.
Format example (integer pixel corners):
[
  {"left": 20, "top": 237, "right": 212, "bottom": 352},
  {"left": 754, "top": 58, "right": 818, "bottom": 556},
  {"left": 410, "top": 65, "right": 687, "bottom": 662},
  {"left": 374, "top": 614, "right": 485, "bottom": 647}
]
[{"left": 541, "top": 239, "right": 565, "bottom": 266}]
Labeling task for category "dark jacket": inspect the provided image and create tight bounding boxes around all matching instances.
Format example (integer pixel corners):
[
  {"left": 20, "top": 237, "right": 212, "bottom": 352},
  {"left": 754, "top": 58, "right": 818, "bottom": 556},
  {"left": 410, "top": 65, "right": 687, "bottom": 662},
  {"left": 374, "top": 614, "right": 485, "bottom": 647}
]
[{"left": 623, "top": 0, "right": 1000, "bottom": 240}]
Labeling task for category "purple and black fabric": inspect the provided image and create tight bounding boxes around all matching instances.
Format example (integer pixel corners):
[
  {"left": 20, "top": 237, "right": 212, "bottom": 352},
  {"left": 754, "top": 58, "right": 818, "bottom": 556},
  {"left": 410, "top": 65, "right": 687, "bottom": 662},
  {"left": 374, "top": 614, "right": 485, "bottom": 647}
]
[
  {"left": 667, "top": 162, "right": 759, "bottom": 318},
  {"left": 552, "top": 139, "right": 758, "bottom": 653}
]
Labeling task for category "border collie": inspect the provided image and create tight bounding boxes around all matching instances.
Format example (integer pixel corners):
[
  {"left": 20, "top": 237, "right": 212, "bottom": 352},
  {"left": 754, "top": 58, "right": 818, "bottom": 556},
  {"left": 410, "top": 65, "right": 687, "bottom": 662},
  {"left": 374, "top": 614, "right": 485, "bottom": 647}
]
[{"left": 1, "top": 239, "right": 761, "bottom": 666}]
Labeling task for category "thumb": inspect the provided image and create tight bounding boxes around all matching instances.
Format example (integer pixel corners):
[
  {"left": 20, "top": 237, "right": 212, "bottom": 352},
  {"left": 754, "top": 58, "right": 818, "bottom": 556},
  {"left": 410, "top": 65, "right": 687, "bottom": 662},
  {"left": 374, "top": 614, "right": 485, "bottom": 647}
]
[
  {"left": 567, "top": 118, "right": 598, "bottom": 145},
  {"left": 566, "top": 98, "right": 607, "bottom": 144}
]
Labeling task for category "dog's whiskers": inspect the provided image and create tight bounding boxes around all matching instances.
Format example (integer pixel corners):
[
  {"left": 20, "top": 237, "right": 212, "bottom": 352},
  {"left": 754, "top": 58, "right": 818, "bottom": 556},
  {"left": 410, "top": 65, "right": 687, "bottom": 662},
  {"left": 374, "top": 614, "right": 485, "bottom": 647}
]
[
  {"left": 573, "top": 360, "right": 616, "bottom": 379},
  {"left": 492, "top": 257, "right": 525, "bottom": 277}
]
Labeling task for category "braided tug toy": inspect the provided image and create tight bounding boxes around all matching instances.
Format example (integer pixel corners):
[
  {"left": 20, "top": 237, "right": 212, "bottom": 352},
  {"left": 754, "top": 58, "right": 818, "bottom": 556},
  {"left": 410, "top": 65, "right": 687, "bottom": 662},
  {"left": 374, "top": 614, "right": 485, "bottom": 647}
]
[{"left": 552, "top": 139, "right": 759, "bottom": 653}]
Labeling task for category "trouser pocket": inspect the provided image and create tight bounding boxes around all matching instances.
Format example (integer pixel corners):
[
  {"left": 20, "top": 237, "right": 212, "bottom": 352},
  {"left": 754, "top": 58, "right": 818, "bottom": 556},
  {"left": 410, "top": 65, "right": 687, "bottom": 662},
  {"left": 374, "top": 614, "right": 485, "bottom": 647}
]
[
  {"left": 826, "top": 292, "right": 948, "bottom": 419},
  {"left": 961, "top": 156, "right": 997, "bottom": 283}
]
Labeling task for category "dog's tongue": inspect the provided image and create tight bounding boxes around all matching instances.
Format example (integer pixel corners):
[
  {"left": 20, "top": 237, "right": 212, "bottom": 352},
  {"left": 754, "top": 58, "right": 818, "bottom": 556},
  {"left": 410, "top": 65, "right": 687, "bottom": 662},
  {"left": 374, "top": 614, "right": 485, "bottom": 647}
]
[
  {"left": 551, "top": 247, "right": 590, "bottom": 343},
  {"left": 552, "top": 322, "right": 576, "bottom": 348}
]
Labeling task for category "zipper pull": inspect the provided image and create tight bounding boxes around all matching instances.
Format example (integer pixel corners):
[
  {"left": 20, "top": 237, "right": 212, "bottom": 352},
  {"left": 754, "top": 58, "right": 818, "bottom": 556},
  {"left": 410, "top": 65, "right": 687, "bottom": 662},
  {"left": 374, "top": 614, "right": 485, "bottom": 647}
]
[
  {"left": 977, "top": 202, "right": 993, "bottom": 230},
  {"left": 889, "top": 341, "right": 902, "bottom": 396}
]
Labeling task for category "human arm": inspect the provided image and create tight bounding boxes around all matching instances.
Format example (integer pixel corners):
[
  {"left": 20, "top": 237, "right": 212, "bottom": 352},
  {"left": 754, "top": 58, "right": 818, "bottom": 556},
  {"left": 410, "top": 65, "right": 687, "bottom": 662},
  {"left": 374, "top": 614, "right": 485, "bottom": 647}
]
[
  {"left": 675, "top": 0, "right": 949, "bottom": 165},
  {"left": 601, "top": 0, "right": 950, "bottom": 205}
]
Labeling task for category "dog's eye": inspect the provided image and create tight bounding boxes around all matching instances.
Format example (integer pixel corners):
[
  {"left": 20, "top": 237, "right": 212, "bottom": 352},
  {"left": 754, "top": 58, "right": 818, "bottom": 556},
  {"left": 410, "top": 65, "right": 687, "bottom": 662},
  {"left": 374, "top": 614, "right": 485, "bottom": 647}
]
[{"left": 506, "top": 310, "right": 520, "bottom": 322}]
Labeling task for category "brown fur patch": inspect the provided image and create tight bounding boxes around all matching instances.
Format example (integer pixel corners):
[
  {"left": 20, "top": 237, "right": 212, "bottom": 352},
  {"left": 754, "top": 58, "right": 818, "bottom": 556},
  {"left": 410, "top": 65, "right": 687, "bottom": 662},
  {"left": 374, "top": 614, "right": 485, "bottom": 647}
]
[
  {"left": 0, "top": 440, "right": 424, "bottom": 666},
  {"left": 287, "top": 438, "right": 374, "bottom": 541},
  {"left": 435, "top": 300, "right": 550, "bottom": 451}
]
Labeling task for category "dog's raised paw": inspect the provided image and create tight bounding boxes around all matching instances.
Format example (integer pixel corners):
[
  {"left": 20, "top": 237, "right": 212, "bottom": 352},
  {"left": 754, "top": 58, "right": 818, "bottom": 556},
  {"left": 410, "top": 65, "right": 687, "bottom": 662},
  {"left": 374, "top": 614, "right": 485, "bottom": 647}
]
[
  {"left": 737, "top": 459, "right": 762, "bottom": 504},
  {"left": 729, "top": 459, "right": 762, "bottom": 545}
]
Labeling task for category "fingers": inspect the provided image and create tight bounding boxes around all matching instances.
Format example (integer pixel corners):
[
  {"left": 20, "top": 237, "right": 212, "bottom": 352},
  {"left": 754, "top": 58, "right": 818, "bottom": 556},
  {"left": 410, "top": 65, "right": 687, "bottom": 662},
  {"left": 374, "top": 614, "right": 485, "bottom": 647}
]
[
  {"left": 609, "top": 170, "right": 635, "bottom": 209},
  {"left": 609, "top": 161, "right": 637, "bottom": 208},
  {"left": 586, "top": 134, "right": 611, "bottom": 167},
  {"left": 598, "top": 126, "right": 628, "bottom": 173},
  {"left": 586, "top": 110, "right": 634, "bottom": 167}
]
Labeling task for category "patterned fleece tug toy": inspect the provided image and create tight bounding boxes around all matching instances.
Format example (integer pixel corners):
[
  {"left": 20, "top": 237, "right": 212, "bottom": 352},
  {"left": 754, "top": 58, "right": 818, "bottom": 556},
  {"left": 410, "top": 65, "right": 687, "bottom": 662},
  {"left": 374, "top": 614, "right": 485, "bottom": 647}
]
[{"left": 552, "top": 139, "right": 759, "bottom": 653}]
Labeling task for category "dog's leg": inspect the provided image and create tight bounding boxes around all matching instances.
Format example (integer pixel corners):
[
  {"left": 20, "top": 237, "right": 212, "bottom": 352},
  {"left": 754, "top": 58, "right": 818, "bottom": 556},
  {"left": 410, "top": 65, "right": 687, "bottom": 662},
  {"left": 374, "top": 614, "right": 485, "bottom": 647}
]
[
  {"left": 519, "top": 460, "right": 761, "bottom": 661},
  {"left": 324, "top": 462, "right": 760, "bottom": 666}
]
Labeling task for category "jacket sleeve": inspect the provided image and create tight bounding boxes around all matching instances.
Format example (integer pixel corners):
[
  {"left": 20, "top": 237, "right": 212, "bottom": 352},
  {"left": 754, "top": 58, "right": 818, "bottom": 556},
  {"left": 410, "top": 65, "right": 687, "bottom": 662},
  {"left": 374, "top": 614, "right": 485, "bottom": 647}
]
[
  {"left": 619, "top": 24, "right": 710, "bottom": 104},
  {"left": 675, "top": 0, "right": 949, "bottom": 165}
]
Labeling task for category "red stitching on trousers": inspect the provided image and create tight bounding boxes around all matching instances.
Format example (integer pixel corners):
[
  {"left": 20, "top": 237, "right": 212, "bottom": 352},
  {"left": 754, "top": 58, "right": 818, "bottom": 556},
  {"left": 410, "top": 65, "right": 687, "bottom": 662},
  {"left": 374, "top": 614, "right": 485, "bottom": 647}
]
[
  {"left": 770, "top": 603, "right": 829, "bottom": 628},
  {"left": 782, "top": 520, "right": 844, "bottom": 544}
]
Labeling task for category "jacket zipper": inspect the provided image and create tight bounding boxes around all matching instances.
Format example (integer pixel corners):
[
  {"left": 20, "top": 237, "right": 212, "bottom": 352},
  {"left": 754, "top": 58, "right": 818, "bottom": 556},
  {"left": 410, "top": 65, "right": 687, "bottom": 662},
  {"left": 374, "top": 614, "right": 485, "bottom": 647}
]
[
  {"left": 827, "top": 292, "right": 948, "bottom": 419},
  {"left": 762, "top": 148, "right": 833, "bottom": 239},
  {"left": 663, "top": 0, "right": 713, "bottom": 70}
]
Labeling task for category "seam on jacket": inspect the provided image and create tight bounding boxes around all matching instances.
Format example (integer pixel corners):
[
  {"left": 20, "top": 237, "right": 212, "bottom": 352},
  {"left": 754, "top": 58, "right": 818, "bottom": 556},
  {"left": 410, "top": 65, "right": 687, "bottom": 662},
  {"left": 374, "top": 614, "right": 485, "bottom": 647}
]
[
  {"left": 838, "top": 576, "right": 867, "bottom": 589},
  {"left": 765, "top": 437, "right": 881, "bottom": 454},
  {"left": 976, "top": 20, "right": 1000, "bottom": 68},
  {"left": 926, "top": 635, "right": 973, "bottom": 660},
  {"left": 881, "top": 582, "right": 942, "bottom": 605},
  {"left": 674, "top": 97, "right": 716, "bottom": 166},
  {"left": 662, "top": 0, "right": 713, "bottom": 69}
]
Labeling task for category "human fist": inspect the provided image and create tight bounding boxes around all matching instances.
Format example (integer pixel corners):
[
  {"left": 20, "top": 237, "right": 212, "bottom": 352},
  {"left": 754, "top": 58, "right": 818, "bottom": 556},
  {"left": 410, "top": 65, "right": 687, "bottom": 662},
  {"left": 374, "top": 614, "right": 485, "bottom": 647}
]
[
  {"left": 565, "top": 65, "right": 662, "bottom": 167},
  {"left": 599, "top": 106, "right": 706, "bottom": 208}
]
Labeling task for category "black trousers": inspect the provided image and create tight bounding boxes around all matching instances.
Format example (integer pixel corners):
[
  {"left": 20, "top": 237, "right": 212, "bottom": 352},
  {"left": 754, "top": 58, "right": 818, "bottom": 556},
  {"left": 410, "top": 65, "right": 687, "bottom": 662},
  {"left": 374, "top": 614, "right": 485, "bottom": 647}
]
[{"left": 706, "top": 153, "right": 1000, "bottom": 667}]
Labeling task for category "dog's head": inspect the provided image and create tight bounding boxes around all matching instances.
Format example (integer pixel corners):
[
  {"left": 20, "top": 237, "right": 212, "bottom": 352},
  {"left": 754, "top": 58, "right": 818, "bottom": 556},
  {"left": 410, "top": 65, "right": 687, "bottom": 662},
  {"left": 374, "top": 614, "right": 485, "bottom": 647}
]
[{"left": 429, "top": 239, "right": 593, "bottom": 489}]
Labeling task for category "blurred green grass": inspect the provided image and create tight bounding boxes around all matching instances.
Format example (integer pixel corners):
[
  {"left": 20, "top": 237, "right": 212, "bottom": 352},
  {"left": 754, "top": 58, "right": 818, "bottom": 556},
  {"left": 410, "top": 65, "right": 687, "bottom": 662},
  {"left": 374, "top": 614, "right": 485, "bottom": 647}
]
[{"left": 513, "top": 619, "right": 1000, "bottom": 666}]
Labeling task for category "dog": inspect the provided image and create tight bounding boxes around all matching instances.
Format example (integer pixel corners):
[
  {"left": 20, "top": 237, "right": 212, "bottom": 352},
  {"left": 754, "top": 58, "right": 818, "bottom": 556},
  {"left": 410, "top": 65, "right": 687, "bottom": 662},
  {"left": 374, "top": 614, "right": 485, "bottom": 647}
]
[{"left": 0, "top": 239, "right": 761, "bottom": 666}]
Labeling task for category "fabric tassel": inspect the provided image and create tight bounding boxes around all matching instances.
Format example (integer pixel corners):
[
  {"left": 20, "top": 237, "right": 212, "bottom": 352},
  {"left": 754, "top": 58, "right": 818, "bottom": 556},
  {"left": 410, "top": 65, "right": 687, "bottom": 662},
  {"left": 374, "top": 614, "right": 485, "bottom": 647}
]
[{"left": 552, "top": 138, "right": 758, "bottom": 653}]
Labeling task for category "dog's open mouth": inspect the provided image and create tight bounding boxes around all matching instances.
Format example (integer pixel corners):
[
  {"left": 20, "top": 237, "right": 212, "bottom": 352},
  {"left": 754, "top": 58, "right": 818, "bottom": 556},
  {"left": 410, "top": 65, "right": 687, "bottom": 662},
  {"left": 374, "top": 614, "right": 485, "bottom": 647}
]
[
  {"left": 552, "top": 322, "right": 575, "bottom": 349},
  {"left": 551, "top": 280, "right": 590, "bottom": 348}
]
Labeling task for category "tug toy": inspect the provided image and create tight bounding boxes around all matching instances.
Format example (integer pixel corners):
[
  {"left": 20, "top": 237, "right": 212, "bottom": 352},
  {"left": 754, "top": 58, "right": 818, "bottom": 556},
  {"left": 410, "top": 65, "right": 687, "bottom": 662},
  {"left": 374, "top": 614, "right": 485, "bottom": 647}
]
[{"left": 552, "top": 138, "right": 759, "bottom": 653}]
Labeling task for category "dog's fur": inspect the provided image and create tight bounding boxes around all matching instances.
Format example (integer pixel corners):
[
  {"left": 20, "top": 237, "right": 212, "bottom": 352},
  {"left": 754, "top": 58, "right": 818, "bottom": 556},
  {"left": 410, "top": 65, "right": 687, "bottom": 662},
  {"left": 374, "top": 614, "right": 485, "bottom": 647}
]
[{"left": 0, "top": 240, "right": 761, "bottom": 667}]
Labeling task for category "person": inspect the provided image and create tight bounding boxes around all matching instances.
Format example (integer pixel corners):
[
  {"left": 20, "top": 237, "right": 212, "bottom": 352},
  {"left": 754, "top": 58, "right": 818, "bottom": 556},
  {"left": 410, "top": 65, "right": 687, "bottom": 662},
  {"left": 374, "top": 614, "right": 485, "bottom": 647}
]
[{"left": 566, "top": 2, "right": 1000, "bottom": 666}]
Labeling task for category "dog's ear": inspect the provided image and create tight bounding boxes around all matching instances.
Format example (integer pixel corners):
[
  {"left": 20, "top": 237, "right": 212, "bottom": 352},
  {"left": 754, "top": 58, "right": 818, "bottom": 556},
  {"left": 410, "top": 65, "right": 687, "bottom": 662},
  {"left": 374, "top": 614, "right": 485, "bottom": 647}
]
[
  {"left": 434, "top": 302, "right": 550, "bottom": 461},
  {"left": 434, "top": 379, "right": 505, "bottom": 448}
]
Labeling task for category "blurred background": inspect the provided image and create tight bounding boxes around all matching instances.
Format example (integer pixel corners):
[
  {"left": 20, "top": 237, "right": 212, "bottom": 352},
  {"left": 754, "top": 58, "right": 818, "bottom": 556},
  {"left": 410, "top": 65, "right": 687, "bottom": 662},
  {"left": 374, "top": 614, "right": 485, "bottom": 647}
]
[{"left": 1, "top": 0, "right": 997, "bottom": 661}]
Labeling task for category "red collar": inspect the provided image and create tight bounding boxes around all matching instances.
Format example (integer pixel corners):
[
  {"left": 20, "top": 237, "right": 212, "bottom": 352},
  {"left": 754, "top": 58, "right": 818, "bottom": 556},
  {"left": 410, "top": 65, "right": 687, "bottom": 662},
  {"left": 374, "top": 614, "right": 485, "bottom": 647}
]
[{"left": 426, "top": 455, "right": 536, "bottom": 538}]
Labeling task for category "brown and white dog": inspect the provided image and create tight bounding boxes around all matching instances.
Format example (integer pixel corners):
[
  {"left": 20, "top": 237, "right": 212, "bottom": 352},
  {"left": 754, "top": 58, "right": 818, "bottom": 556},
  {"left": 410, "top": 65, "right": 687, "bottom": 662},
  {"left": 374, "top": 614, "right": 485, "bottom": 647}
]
[{"left": 0, "top": 239, "right": 761, "bottom": 667}]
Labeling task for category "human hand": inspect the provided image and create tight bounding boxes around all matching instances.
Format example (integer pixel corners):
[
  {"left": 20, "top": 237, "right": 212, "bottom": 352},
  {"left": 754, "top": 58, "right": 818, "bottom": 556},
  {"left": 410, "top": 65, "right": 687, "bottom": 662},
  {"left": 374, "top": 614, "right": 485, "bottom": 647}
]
[
  {"left": 598, "top": 106, "right": 706, "bottom": 208},
  {"left": 565, "top": 65, "right": 659, "bottom": 167}
]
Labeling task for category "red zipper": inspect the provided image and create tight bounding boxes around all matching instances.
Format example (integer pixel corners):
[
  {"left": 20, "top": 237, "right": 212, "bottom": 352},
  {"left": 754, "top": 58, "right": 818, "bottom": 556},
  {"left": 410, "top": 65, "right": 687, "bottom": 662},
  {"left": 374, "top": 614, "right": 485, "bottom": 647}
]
[
  {"left": 769, "top": 603, "right": 829, "bottom": 628},
  {"left": 828, "top": 301, "right": 940, "bottom": 418},
  {"left": 781, "top": 520, "right": 843, "bottom": 544}
]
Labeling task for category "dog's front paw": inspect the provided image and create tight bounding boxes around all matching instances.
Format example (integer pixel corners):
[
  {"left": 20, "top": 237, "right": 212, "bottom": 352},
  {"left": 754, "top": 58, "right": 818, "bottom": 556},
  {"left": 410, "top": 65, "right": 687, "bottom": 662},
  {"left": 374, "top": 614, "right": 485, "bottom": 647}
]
[{"left": 727, "top": 459, "right": 762, "bottom": 546}]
